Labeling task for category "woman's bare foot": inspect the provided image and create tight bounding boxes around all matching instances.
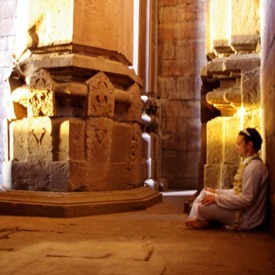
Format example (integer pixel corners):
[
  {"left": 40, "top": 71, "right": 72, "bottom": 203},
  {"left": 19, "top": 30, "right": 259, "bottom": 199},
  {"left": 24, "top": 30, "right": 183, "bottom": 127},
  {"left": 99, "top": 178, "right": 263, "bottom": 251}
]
[{"left": 185, "top": 218, "right": 210, "bottom": 229}]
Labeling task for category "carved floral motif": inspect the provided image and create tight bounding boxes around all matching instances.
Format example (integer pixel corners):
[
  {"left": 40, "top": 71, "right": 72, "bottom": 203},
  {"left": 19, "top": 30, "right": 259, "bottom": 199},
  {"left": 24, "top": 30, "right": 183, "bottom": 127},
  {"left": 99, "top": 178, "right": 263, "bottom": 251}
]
[
  {"left": 86, "top": 72, "right": 114, "bottom": 117},
  {"left": 29, "top": 69, "right": 55, "bottom": 117}
]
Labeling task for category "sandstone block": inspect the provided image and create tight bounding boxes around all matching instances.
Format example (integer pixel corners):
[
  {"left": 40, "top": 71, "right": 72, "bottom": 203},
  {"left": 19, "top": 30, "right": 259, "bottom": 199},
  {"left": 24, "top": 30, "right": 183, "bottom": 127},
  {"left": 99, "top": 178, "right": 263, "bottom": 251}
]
[
  {"left": 167, "top": 75, "right": 201, "bottom": 100},
  {"left": 86, "top": 72, "right": 115, "bottom": 118},
  {"left": 204, "top": 164, "right": 221, "bottom": 189},
  {"left": 157, "top": 77, "right": 175, "bottom": 99},
  {"left": 86, "top": 117, "right": 113, "bottom": 164},
  {"left": 111, "top": 122, "right": 132, "bottom": 162},
  {"left": 221, "top": 164, "right": 238, "bottom": 189},
  {"left": 223, "top": 117, "right": 241, "bottom": 164},
  {"left": 242, "top": 68, "right": 260, "bottom": 110},
  {"left": 225, "top": 55, "right": 260, "bottom": 72},
  {"left": 29, "top": 70, "right": 56, "bottom": 117},
  {"left": 158, "top": 42, "right": 175, "bottom": 59},
  {"left": 163, "top": 100, "right": 200, "bottom": 119},
  {"left": 12, "top": 161, "right": 70, "bottom": 192},
  {"left": 207, "top": 118, "right": 223, "bottom": 164},
  {"left": 162, "top": 150, "right": 200, "bottom": 179},
  {"left": 10, "top": 118, "right": 53, "bottom": 162},
  {"left": 125, "top": 84, "right": 142, "bottom": 123},
  {"left": 231, "top": 0, "right": 260, "bottom": 51},
  {"left": 73, "top": 0, "right": 133, "bottom": 64},
  {"left": 54, "top": 119, "right": 86, "bottom": 161},
  {"left": 27, "top": 117, "right": 52, "bottom": 162}
]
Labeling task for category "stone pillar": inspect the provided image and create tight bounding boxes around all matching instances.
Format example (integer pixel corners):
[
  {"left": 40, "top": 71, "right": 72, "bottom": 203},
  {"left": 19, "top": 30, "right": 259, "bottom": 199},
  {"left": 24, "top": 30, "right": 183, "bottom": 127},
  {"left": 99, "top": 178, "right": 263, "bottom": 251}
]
[
  {"left": 261, "top": 0, "right": 275, "bottom": 234},
  {"left": 202, "top": 0, "right": 262, "bottom": 189},
  {"left": 5, "top": 0, "right": 148, "bottom": 192},
  {"left": 158, "top": 0, "right": 206, "bottom": 189},
  {"left": 0, "top": 0, "right": 161, "bottom": 216}
]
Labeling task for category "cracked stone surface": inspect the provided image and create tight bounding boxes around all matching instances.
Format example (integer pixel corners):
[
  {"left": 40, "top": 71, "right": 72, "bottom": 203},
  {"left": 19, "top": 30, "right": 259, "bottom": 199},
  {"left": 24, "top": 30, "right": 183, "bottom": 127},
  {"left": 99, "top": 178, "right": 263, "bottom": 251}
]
[{"left": 0, "top": 195, "right": 275, "bottom": 275}]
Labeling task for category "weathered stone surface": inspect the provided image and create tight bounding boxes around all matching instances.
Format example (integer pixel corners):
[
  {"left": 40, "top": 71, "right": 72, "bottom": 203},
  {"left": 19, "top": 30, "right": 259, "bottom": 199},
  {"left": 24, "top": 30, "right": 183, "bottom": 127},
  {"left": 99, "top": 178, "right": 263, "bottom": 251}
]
[
  {"left": 223, "top": 118, "right": 240, "bottom": 164},
  {"left": 221, "top": 164, "right": 238, "bottom": 189},
  {"left": 163, "top": 100, "right": 200, "bottom": 119},
  {"left": 211, "top": 0, "right": 231, "bottom": 52},
  {"left": 9, "top": 115, "right": 146, "bottom": 192},
  {"left": 261, "top": 0, "right": 275, "bottom": 234},
  {"left": 126, "top": 84, "right": 142, "bottom": 122},
  {"left": 225, "top": 55, "right": 260, "bottom": 72},
  {"left": 86, "top": 117, "right": 113, "bottom": 164},
  {"left": 224, "top": 85, "right": 241, "bottom": 105},
  {"left": 242, "top": 68, "right": 260, "bottom": 110},
  {"left": 8, "top": 63, "right": 145, "bottom": 192},
  {"left": 12, "top": 161, "right": 69, "bottom": 191},
  {"left": 73, "top": 0, "right": 133, "bottom": 64},
  {"left": 0, "top": 186, "right": 162, "bottom": 217},
  {"left": 159, "top": 21, "right": 202, "bottom": 42},
  {"left": 206, "top": 0, "right": 260, "bottom": 55},
  {"left": 162, "top": 150, "right": 200, "bottom": 189},
  {"left": 56, "top": 119, "right": 86, "bottom": 161},
  {"left": 207, "top": 117, "right": 240, "bottom": 164},
  {"left": 231, "top": 0, "right": 260, "bottom": 51},
  {"left": 21, "top": 0, "right": 73, "bottom": 50},
  {"left": 204, "top": 164, "right": 221, "bottom": 188},
  {"left": 204, "top": 163, "right": 238, "bottom": 189},
  {"left": 205, "top": 58, "right": 227, "bottom": 73},
  {"left": 10, "top": 118, "right": 28, "bottom": 161},
  {"left": 86, "top": 72, "right": 115, "bottom": 118},
  {"left": 158, "top": 0, "right": 205, "bottom": 189},
  {"left": 204, "top": 55, "right": 260, "bottom": 115},
  {"left": 27, "top": 117, "right": 52, "bottom": 162},
  {"left": 162, "top": 118, "right": 200, "bottom": 151},
  {"left": 10, "top": 117, "right": 52, "bottom": 162},
  {"left": 29, "top": 70, "right": 56, "bottom": 117},
  {"left": 206, "top": 118, "right": 223, "bottom": 164},
  {"left": 206, "top": 88, "right": 228, "bottom": 105}
]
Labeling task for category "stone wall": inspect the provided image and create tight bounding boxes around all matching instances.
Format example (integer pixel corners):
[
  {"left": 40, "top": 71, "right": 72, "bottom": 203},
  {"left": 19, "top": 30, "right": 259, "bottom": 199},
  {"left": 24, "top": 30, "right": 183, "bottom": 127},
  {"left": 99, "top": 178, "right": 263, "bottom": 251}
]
[
  {"left": 158, "top": 0, "right": 206, "bottom": 189},
  {"left": 0, "top": 0, "right": 17, "bottom": 185},
  {"left": 202, "top": 0, "right": 262, "bottom": 191},
  {"left": 261, "top": 0, "right": 275, "bottom": 233}
]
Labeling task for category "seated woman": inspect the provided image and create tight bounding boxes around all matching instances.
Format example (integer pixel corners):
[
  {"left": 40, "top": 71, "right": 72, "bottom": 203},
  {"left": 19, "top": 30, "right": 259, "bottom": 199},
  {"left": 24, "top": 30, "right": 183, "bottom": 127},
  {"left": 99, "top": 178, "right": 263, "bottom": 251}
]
[{"left": 185, "top": 128, "right": 269, "bottom": 231}]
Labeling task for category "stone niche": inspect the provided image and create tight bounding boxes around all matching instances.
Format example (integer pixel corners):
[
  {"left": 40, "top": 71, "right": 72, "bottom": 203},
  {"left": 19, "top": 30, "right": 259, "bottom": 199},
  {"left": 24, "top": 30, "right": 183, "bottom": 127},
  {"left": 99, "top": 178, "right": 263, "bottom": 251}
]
[{"left": 4, "top": 0, "right": 148, "bottom": 193}]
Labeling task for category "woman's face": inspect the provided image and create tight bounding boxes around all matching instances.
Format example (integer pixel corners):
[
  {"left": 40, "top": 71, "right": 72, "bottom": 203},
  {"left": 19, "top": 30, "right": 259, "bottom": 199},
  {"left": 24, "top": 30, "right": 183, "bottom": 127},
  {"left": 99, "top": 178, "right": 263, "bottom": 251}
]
[{"left": 235, "top": 134, "right": 251, "bottom": 158}]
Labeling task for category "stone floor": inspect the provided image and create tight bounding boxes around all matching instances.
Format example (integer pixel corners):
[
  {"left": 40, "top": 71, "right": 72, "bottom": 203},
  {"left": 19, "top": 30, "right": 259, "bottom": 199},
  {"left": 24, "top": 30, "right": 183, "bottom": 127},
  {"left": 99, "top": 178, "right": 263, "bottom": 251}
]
[{"left": 0, "top": 192, "right": 275, "bottom": 275}]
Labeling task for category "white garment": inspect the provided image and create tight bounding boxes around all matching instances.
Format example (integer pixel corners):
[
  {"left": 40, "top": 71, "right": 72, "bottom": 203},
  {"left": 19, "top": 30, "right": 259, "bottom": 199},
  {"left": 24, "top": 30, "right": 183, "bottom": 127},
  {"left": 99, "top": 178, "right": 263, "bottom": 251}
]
[
  {"left": 189, "top": 156, "right": 269, "bottom": 230},
  {"left": 189, "top": 189, "right": 212, "bottom": 219},
  {"left": 216, "top": 157, "right": 269, "bottom": 230}
]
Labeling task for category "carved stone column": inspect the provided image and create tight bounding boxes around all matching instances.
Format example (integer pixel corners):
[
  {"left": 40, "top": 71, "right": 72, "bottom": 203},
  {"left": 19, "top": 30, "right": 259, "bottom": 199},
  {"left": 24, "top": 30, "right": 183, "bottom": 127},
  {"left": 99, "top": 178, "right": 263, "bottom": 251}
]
[
  {"left": 202, "top": 0, "right": 262, "bottom": 189},
  {"left": 0, "top": 0, "right": 161, "bottom": 217}
]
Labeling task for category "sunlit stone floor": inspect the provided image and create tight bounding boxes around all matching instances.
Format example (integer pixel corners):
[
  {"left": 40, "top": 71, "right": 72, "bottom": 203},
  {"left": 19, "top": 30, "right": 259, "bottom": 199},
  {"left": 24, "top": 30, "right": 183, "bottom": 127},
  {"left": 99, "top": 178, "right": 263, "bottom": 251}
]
[{"left": 0, "top": 192, "right": 275, "bottom": 275}]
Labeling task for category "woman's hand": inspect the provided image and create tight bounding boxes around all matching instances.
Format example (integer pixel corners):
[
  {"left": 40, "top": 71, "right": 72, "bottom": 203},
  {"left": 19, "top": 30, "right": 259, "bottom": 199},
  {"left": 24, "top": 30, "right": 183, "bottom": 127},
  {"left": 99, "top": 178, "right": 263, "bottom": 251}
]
[
  {"left": 201, "top": 194, "right": 217, "bottom": 206},
  {"left": 204, "top": 187, "right": 216, "bottom": 193}
]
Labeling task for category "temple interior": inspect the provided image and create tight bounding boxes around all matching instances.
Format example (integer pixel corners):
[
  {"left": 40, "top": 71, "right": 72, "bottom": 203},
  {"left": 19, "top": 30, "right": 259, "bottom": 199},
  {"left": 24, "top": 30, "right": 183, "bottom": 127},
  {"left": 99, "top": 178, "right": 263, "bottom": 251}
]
[{"left": 0, "top": 0, "right": 275, "bottom": 274}]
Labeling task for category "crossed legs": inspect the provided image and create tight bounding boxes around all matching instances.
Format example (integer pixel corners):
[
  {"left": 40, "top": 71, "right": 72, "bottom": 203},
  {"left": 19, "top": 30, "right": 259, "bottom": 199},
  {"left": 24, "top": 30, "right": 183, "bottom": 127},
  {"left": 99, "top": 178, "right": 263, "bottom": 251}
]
[{"left": 185, "top": 204, "right": 236, "bottom": 229}]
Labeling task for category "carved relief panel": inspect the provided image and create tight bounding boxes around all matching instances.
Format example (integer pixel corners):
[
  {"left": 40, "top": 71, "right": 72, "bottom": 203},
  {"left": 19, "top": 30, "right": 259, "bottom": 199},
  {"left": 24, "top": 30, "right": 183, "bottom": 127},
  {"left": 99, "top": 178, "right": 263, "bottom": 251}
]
[
  {"left": 86, "top": 72, "right": 115, "bottom": 118},
  {"left": 86, "top": 117, "right": 113, "bottom": 164},
  {"left": 8, "top": 65, "right": 146, "bottom": 192},
  {"left": 29, "top": 69, "right": 56, "bottom": 117}
]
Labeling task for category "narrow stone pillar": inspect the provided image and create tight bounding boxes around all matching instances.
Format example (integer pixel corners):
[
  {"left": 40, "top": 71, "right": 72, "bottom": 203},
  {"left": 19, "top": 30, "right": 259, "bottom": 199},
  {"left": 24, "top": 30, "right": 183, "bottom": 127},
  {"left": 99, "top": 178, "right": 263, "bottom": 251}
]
[{"left": 158, "top": 0, "right": 206, "bottom": 189}]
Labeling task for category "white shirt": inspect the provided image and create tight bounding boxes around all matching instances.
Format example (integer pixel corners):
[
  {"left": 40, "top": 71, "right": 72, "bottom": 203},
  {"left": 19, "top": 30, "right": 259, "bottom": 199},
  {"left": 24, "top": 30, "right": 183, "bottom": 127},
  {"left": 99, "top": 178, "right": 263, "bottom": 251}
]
[{"left": 215, "top": 156, "right": 269, "bottom": 230}]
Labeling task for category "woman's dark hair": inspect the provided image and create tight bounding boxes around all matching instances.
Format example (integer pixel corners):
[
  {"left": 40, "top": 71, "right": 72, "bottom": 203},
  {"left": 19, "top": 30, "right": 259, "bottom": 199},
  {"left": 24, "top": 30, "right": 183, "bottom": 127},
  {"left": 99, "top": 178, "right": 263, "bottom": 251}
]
[{"left": 239, "top": 128, "right": 262, "bottom": 151}]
